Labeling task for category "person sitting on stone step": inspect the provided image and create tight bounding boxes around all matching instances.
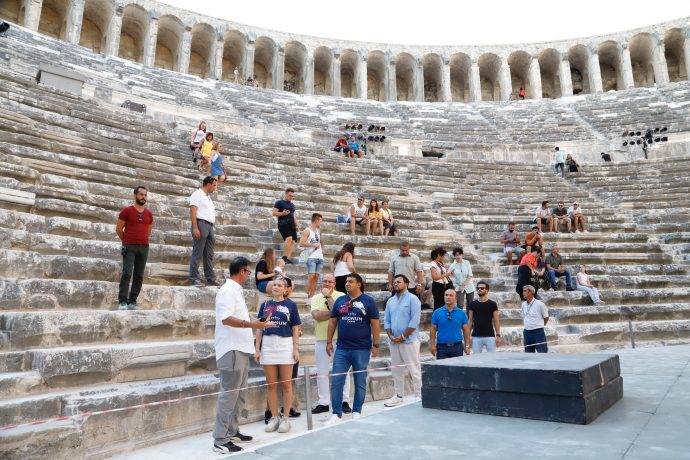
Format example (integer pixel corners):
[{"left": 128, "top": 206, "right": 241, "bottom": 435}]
[
  {"left": 535, "top": 200, "right": 553, "bottom": 233},
  {"left": 347, "top": 138, "right": 362, "bottom": 158},
  {"left": 366, "top": 199, "right": 384, "bottom": 236},
  {"left": 500, "top": 221, "right": 524, "bottom": 265},
  {"left": 189, "top": 120, "right": 206, "bottom": 163},
  {"left": 521, "top": 225, "right": 543, "bottom": 254},
  {"left": 601, "top": 152, "right": 612, "bottom": 162},
  {"left": 575, "top": 265, "right": 604, "bottom": 305},
  {"left": 349, "top": 196, "right": 368, "bottom": 235},
  {"left": 333, "top": 136, "right": 351, "bottom": 155},
  {"left": 545, "top": 245, "right": 575, "bottom": 292},
  {"left": 255, "top": 248, "right": 285, "bottom": 294},
  {"left": 566, "top": 154, "right": 580, "bottom": 173},
  {"left": 381, "top": 199, "right": 396, "bottom": 236},
  {"left": 568, "top": 201, "right": 586, "bottom": 233},
  {"left": 518, "top": 87, "right": 526, "bottom": 100},
  {"left": 551, "top": 201, "right": 571, "bottom": 232}
]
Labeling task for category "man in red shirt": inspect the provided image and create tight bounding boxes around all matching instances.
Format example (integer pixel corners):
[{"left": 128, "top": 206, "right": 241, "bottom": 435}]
[
  {"left": 515, "top": 246, "right": 539, "bottom": 301},
  {"left": 116, "top": 186, "right": 154, "bottom": 310}
]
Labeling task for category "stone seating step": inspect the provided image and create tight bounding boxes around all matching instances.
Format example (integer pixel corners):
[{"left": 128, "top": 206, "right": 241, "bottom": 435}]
[
  {"left": 495, "top": 287, "right": 690, "bottom": 309},
  {"left": 554, "top": 303, "right": 690, "bottom": 324},
  {"left": 497, "top": 263, "right": 687, "bottom": 277},
  {"left": 480, "top": 241, "right": 663, "bottom": 254}
]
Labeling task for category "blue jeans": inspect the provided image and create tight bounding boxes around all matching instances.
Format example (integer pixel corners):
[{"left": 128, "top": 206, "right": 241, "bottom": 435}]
[
  {"left": 306, "top": 258, "right": 324, "bottom": 274},
  {"left": 524, "top": 328, "right": 548, "bottom": 353},
  {"left": 331, "top": 348, "right": 370, "bottom": 416},
  {"left": 548, "top": 269, "right": 572, "bottom": 290},
  {"left": 436, "top": 342, "right": 463, "bottom": 359},
  {"left": 555, "top": 162, "right": 565, "bottom": 177}
]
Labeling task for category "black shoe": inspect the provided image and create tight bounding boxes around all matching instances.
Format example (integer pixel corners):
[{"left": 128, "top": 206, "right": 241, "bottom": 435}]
[
  {"left": 312, "top": 404, "right": 329, "bottom": 414},
  {"left": 566, "top": 287, "right": 575, "bottom": 292},
  {"left": 213, "top": 441, "right": 242, "bottom": 453},
  {"left": 264, "top": 409, "right": 271, "bottom": 424},
  {"left": 206, "top": 280, "right": 220, "bottom": 287},
  {"left": 342, "top": 402, "right": 352, "bottom": 414},
  {"left": 231, "top": 431, "right": 253, "bottom": 442},
  {"left": 289, "top": 408, "right": 301, "bottom": 418},
  {"left": 282, "top": 255, "right": 294, "bottom": 265}
]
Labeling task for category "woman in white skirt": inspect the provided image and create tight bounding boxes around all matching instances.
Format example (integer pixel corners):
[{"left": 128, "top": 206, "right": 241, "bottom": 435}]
[{"left": 255, "top": 278, "right": 301, "bottom": 433}]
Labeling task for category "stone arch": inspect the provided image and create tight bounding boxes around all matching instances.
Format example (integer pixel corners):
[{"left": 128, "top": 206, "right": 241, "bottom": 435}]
[
  {"left": 188, "top": 22, "right": 215, "bottom": 78},
  {"left": 222, "top": 30, "right": 246, "bottom": 82},
  {"left": 395, "top": 52, "right": 416, "bottom": 101},
  {"left": 118, "top": 3, "right": 148, "bottom": 63},
  {"left": 664, "top": 28, "right": 687, "bottom": 82},
  {"left": 367, "top": 50, "right": 386, "bottom": 101},
  {"left": 0, "top": 0, "right": 21, "bottom": 24},
  {"left": 38, "top": 0, "right": 69, "bottom": 40},
  {"left": 629, "top": 33, "right": 656, "bottom": 87},
  {"left": 340, "top": 49, "right": 359, "bottom": 98},
  {"left": 450, "top": 52, "right": 470, "bottom": 102},
  {"left": 423, "top": 53, "right": 443, "bottom": 102},
  {"left": 539, "top": 48, "right": 561, "bottom": 99},
  {"left": 568, "top": 45, "right": 590, "bottom": 95},
  {"left": 155, "top": 14, "right": 183, "bottom": 71},
  {"left": 478, "top": 52, "right": 501, "bottom": 101},
  {"left": 598, "top": 40, "right": 623, "bottom": 91},
  {"left": 284, "top": 40, "right": 306, "bottom": 93},
  {"left": 508, "top": 50, "right": 531, "bottom": 98},
  {"left": 254, "top": 36, "right": 275, "bottom": 88},
  {"left": 79, "top": 0, "right": 111, "bottom": 53},
  {"left": 313, "top": 46, "right": 332, "bottom": 96}
]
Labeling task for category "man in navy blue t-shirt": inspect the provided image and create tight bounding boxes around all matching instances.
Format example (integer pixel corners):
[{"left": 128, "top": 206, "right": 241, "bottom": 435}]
[
  {"left": 272, "top": 188, "right": 298, "bottom": 264},
  {"left": 324, "top": 273, "right": 380, "bottom": 423}
]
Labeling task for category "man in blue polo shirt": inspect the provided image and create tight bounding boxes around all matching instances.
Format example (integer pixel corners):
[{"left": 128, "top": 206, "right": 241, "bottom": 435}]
[
  {"left": 383, "top": 274, "right": 422, "bottom": 407},
  {"left": 430, "top": 289, "right": 471, "bottom": 359},
  {"left": 325, "top": 273, "right": 380, "bottom": 425}
]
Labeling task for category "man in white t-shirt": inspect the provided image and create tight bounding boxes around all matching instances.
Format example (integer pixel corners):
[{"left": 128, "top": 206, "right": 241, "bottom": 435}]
[
  {"left": 213, "top": 257, "right": 274, "bottom": 454},
  {"left": 349, "top": 196, "right": 368, "bottom": 235},
  {"left": 568, "top": 202, "right": 586, "bottom": 233},
  {"left": 534, "top": 200, "right": 552, "bottom": 233},
  {"left": 189, "top": 176, "right": 218, "bottom": 287},
  {"left": 521, "top": 285, "right": 549, "bottom": 353}
]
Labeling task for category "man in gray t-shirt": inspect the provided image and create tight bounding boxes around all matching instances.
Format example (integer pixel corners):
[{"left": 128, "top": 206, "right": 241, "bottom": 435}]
[
  {"left": 388, "top": 241, "right": 424, "bottom": 295},
  {"left": 500, "top": 222, "right": 524, "bottom": 265}
]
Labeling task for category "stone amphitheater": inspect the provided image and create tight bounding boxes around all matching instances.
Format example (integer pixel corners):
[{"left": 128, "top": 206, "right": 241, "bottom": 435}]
[{"left": 0, "top": 3, "right": 689, "bottom": 459}]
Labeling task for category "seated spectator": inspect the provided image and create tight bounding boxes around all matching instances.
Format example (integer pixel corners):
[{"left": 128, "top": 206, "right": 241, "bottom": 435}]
[
  {"left": 565, "top": 154, "right": 580, "bottom": 173},
  {"left": 552, "top": 201, "right": 571, "bottom": 232},
  {"left": 568, "top": 202, "right": 586, "bottom": 233},
  {"left": 516, "top": 246, "right": 539, "bottom": 301},
  {"left": 575, "top": 264, "right": 604, "bottom": 305},
  {"left": 333, "top": 136, "right": 350, "bottom": 155},
  {"left": 366, "top": 199, "right": 384, "bottom": 236},
  {"left": 518, "top": 87, "right": 525, "bottom": 100},
  {"left": 255, "top": 248, "right": 286, "bottom": 293},
  {"left": 534, "top": 200, "right": 552, "bottom": 233},
  {"left": 381, "top": 200, "right": 396, "bottom": 236},
  {"left": 545, "top": 245, "right": 574, "bottom": 291},
  {"left": 210, "top": 143, "right": 226, "bottom": 183},
  {"left": 347, "top": 139, "right": 362, "bottom": 158},
  {"left": 198, "top": 132, "right": 214, "bottom": 168},
  {"left": 534, "top": 249, "right": 550, "bottom": 290},
  {"left": 601, "top": 152, "right": 612, "bottom": 162},
  {"left": 349, "top": 196, "right": 368, "bottom": 235},
  {"left": 189, "top": 121, "right": 206, "bottom": 163},
  {"left": 521, "top": 226, "right": 543, "bottom": 253},
  {"left": 500, "top": 222, "right": 524, "bottom": 265}
]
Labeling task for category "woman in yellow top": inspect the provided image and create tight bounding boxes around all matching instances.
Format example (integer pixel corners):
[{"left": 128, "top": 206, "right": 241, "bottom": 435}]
[
  {"left": 198, "top": 132, "right": 214, "bottom": 167},
  {"left": 366, "top": 198, "right": 384, "bottom": 236}
]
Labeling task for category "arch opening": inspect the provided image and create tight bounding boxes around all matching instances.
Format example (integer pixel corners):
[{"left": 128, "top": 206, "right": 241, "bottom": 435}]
[
  {"left": 284, "top": 41, "right": 306, "bottom": 93},
  {"left": 568, "top": 45, "right": 590, "bottom": 95},
  {"left": 478, "top": 53, "right": 501, "bottom": 101},
  {"left": 664, "top": 28, "right": 686, "bottom": 82},
  {"left": 367, "top": 50, "right": 386, "bottom": 101},
  {"left": 0, "top": 0, "right": 21, "bottom": 25},
  {"left": 79, "top": 0, "right": 111, "bottom": 54},
  {"left": 395, "top": 52, "right": 415, "bottom": 101},
  {"left": 38, "top": 0, "right": 69, "bottom": 40},
  {"left": 313, "top": 46, "right": 332, "bottom": 96},
  {"left": 629, "top": 34, "right": 656, "bottom": 88},
  {"left": 450, "top": 53, "right": 470, "bottom": 102},
  {"left": 253, "top": 36, "right": 275, "bottom": 88},
  {"left": 423, "top": 53, "right": 443, "bottom": 102},
  {"left": 118, "top": 4, "right": 148, "bottom": 63},
  {"left": 508, "top": 50, "right": 531, "bottom": 99},
  {"left": 598, "top": 40, "right": 623, "bottom": 91},
  {"left": 222, "top": 30, "right": 245, "bottom": 83},
  {"left": 340, "top": 49, "right": 359, "bottom": 98},
  {"left": 539, "top": 48, "right": 561, "bottom": 99},
  {"left": 188, "top": 22, "right": 215, "bottom": 78},
  {"left": 155, "top": 15, "right": 183, "bottom": 71}
]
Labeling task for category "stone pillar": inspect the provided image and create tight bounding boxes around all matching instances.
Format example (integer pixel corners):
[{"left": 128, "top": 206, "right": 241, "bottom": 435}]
[
  {"left": 587, "top": 50, "right": 603, "bottom": 93},
  {"left": 684, "top": 31, "right": 690, "bottom": 81},
  {"left": 387, "top": 59, "right": 397, "bottom": 102},
  {"left": 177, "top": 26, "right": 192, "bottom": 74},
  {"left": 528, "top": 56, "right": 542, "bottom": 99},
  {"left": 65, "top": 0, "right": 85, "bottom": 44},
  {"left": 23, "top": 0, "right": 43, "bottom": 31},
  {"left": 620, "top": 44, "right": 634, "bottom": 89},
  {"left": 304, "top": 48, "right": 314, "bottom": 95},
  {"left": 211, "top": 35, "right": 224, "bottom": 80},
  {"left": 104, "top": 6, "right": 123, "bottom": 57},
  {"left": 440, "top": 58, "right": 451, "bottom": 102},
  {"left": 652, "top": 39, "right": 670, "bottom": 85},
  {"left": 414, "top": 60, "right": 424, "bottom": 102},
  {"left": 499, "top": 57, "right": 512, "bottom": 101},
  {"left": 558, "top": 58, "right": 573, "bottom": 97},
  {"left": 142, "top": 13, "right": 159, "bottom": 67},
  {"left": 357, "top": 56, "right": 367, "bottom": 99},
  {"left": 274, "top": 47, "right": 285, "bottom": 90},
  {"left": 331, "top": 53, "right": 341, "bottom": 97},
  {"left": 244, "top": 40, "right": 255, "bottom": 82},
  {"left": 469, "top": 62, "right": 481, "bottom": 102}
]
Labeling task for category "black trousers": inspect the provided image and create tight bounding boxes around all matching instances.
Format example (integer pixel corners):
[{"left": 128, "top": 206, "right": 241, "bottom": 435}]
[
  {"left": 119, "top": 244, "right": 149, "bottom": 303},
  {"left": 516, "top": 265, "right": 537, "bottom": 301}
]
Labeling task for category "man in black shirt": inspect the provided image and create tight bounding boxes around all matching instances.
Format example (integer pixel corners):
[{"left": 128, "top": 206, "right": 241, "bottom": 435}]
[
  {"left": 272, "top": 188, "right": 298, "bottom": 264},
  {"left": 467, "top": 281, "right": 501, "bottom": 353},
  {"left": 552, "top": 202, "right": 571, "bottom": 232},
  {"left": 601, "top": 152, "right": 612, "bottom": 162}
]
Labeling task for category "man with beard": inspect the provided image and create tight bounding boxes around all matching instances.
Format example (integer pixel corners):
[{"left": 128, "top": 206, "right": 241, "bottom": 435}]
[{"left": 116, "top": 186, "right": 154, "bottom": 310}]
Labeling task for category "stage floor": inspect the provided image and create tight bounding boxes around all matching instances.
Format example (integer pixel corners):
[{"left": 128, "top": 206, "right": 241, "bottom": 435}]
[{"left": 117, "top": 345, "right": 690, "bottom": 460}]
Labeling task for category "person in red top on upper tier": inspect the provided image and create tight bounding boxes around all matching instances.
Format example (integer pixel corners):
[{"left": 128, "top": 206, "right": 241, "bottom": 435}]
[
  {"left": 515, "top": 246, "right": 539, "bottom": 301},
  {"left": 518, "top": 87, "right": 526, "bottom": 100},
  {"left": 116, "top": 186, "right": 154, "bottom": 310}
]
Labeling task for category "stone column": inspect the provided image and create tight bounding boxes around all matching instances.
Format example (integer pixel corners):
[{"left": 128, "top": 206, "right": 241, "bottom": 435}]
[
  {"left": 23, "top": 0, "right": 43, "bottom": 31},
  {"left": 177, "top": 26, "right": 192, "bottom": 74},
  {"left": 104, "top": 6, "right": 123, "bottom": 57},
  {"left": 558, "top": 57, "right": 573, "bottom": 97},
  {"left": 620, "top": 44, "right": 634, "bottom": 89},
  {"left": 684, "top": 31, "right": 690, "bottom": 81},
  {"left": 414, "top": 60, "right": 424, "bottom": 102},
  {"left": 331, "top": 53, "right": 341, "bottom": 97},
  {"left": 440, "top": 58, "right": 451, "bottom": 102},
  {"left": 142, "top": 13, "right": 159, "bottom": 67},
  {"left": 587, "top": 50, "right": 603, "bottom": 93},
  {"left": 357, "top": 56, "right": 367, "bottom": 99},
  {"left": 244, "top": 40, "right": 254, "bottom": 82},
  {"left": 652, "top": 39, "right": 670, "bottom": 85},
  {"left": 273, "top": 47, "right": 285, "bottom": 90},
  {"left": 387, "top": 58, "right": 397, "bottom": 102},
  {"left": 528, "top": 56, "right": 542, "bottom": 99},
  {"left": 469, "top": 62, "right": 481, "bottom": 102},
  {"left": 499, "top": 57, "right": 512, "bottom": 101},
  {"left": 211, "top": 35, "right": 224, "bottom": 80},
  {"left": 65, "top": 0, "right": 85, "bottom": 44},
  {"left": 304, "top": 48, "right": 314, "bottom": 95}
]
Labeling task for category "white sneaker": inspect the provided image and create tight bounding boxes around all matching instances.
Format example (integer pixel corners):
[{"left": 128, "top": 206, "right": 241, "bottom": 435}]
[
  {"left": 322, "top": 414, "right": 341, "bottom": 426},
  {"left": 277, "top": 417, "right": 291, "bottom": 433},
  {"left": 265, "top": 417, "right": 280, "bottom": 432},
  {"left": 384, "top": 395, "right": 403, "bottom": 407},
  {"left": 352, "top": 412, "right": 362, "bottom": 420}
]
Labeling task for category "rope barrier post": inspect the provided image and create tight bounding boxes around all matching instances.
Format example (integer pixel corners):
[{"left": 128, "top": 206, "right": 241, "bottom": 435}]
[
  {"left": 303, "top": 365, "right": 313, "bottom": 431},
  {"left": 628, "top": 319, "right": 636, "bottom": 349}
]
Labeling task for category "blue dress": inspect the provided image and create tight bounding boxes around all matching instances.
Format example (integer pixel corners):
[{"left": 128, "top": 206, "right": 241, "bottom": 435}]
[{"left": 210, "top": 153, "right": 224, "bottom": 177}]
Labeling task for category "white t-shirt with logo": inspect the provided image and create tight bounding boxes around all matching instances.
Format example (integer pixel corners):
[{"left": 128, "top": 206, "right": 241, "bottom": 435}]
[
  {"left": 215, "top": 279, "right": 255, "bottom": 359},
  {"left": 189, "top": 188, "right": 216, "bottom": 224}
]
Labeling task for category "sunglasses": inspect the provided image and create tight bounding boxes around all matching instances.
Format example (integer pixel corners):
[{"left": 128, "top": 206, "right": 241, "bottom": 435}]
[{"left": 477, "top": 287, "right": 487, "bottom": 291}]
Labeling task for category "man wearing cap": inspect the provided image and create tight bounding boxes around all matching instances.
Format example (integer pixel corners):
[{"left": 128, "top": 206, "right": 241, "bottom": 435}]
[
  {"left": 551, "top": 202, "right": 571, "bottom": 233},
  {"left": 568, "top": 202, "right": 586, "bottom": 233}
]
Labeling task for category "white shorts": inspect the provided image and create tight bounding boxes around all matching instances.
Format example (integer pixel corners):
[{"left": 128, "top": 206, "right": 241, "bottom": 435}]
[{"left": 260, "top": 334, "right": 295, "bottom": 365}]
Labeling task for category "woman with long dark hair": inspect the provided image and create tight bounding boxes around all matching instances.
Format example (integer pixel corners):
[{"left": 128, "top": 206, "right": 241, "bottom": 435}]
[
  {"left": 189, "top": 121, "right": 206, "bottom": 162},
  {"left": 332, "top": 243, "right": 356, "bottom": 293},
  {"left": 430, "top": 247, "right": 453, "bottom": 309},
  {"left": 255, "top": 248, "right": 285, "bottom": 293},
  {"left": 366, "top": 199, "right": 383, "bottom": 236}
]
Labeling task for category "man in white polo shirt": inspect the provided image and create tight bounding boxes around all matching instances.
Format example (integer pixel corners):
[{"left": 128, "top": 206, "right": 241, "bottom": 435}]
[
  {"left": 189, "top": 176, "right": 218, "bottom": 287},
  {"left": 521, "top": 285, "right": 549, "bottom": 353},
  {"left": 213, "top": 257, "right": 274, "bottom": 454}
]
